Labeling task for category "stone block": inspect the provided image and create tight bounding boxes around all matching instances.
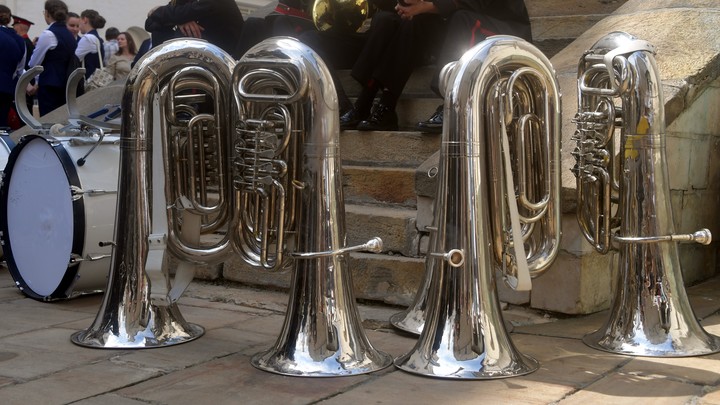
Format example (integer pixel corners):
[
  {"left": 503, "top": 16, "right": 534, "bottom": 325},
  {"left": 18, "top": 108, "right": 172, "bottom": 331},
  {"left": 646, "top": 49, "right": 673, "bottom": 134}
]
[
  {"left": 349, "top": 253, "right": 425, "bottom": 306},
  {"left": 415, "top": 195, "right": 434, "bottom": 233},
  {"left": 222, "top": 256, "right": 292, "bottom": 290},
  {"left": 689, "top": 136, "right": 711, "bottom": 189},
  {"left": 707, "top": 137, "right": 720, "bottom": 189},
  {"left": 496, "top": 276, "right": 531, "bottom": 306},
  {"left": 346, "top": 204, "right": 419, "bottom": 257},
  {"left": 339, "top": 131, "right": 440, "bottom": 168},
  {"left": 223, "top": 251, "right": 424, "bottom": 307},
  {"left": 680, "top": 242, "right": 717, "bottom": 286},
  {"left": 414, "top": 150, "right": 439, "bottom": 198},
  {"left": 531, "top": 250, "right": 613, "bottom": 314},
  {"left": 666, "top": 134, "right": 692, "bottom": 190},
  {"left": 668, "top": 78, "right": 720, "bottom": 136},
  {"left": 343, "top": 166, "right": 417, "bottom": 207}
]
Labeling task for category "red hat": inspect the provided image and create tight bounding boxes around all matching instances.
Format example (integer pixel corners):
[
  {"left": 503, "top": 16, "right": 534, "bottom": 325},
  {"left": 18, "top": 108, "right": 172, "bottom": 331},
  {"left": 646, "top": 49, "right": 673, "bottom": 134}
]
[{"left": 11, "top": 15, "right": 34, "bottom": 26}]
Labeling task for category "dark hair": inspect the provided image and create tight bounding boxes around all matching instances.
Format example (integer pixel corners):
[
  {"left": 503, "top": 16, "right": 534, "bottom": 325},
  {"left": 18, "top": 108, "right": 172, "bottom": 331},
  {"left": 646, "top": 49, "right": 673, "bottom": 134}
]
[
  {"left": 117, "top": 32, "right": 137, "bottom": 55},
  {"left": 80, "top": 9, "right": 106, "bottom": 29},
  {"left": 45, "top": 0, "right": 69, "bottom": 22},
  {"left": 67, "top": 11, "right": 79, "bottom": 19},
  {"left": 105, "top": 27, "right": 119, "bottom": 40},
  {"left": 0, "top": 5, "right": 11, "bottom": 26}
]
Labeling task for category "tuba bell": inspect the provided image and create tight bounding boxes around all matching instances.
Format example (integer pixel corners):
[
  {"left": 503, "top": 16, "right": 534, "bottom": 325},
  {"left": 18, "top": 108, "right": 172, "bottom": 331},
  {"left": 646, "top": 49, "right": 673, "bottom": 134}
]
[
  {"left": 572, "top": 31, "right": 720, "bottom": 357},
  {"left": 71, "top": 39, "right": 237, "bottom": 348},
  {"left": 233, "top": 37, "right": 392, "bottom": 377},
  {"left": 394, "top": 36, "right": 562, "bottom": 379},
  {"left": 312, "top": 0, "right": 369, "bottom": 34}
]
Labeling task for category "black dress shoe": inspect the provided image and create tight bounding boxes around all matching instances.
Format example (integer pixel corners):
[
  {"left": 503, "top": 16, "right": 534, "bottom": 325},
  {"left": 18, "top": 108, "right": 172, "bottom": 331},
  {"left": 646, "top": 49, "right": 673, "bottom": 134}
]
[
  {"left": 340, "top": 108, "right": 365, "bottom": 130},
  {"left": 357, "top": 104, "right": 398, "bottom": 131},
  {"left": 417, "top": 104, "right": 443, "bottom": 134}
]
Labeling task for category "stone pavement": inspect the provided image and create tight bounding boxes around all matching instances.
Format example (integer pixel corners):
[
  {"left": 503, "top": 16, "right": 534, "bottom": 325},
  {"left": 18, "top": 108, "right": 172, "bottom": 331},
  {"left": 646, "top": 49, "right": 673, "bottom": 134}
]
[{"left": 2, "top": 267, "right": 720, "bottom": 405}]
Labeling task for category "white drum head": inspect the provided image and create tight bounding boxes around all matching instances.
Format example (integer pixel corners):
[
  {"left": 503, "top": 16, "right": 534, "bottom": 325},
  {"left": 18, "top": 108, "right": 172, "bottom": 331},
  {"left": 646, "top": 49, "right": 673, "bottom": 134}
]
[{"left": 3, "top": 136, "right": 78, "bottom": 298}]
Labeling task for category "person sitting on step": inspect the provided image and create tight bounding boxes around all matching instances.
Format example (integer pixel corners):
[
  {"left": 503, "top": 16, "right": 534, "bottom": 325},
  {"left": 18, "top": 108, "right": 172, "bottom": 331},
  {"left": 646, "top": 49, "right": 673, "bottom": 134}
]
[
  {"left": 416, "top": 1, "right": 532, "bottom": 134},
  {"left": 341, "top": 0, "right": 531, "bottom": 132}
]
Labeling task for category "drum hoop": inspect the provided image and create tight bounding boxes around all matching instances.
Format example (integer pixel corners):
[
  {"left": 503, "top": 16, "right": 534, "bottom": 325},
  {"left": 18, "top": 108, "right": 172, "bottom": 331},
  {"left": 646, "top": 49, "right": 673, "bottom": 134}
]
[
  {"left": 0, "top": 134, "right": 87, "bottom": 301},
  {"left": 0, "top": 134, "right": 16, "bottom": 150}
]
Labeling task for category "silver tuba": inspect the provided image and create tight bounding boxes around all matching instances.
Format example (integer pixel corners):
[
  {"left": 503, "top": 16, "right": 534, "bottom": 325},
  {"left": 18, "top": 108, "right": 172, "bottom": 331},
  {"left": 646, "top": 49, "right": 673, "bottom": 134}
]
[
  {"left": 72, "top": 39, "right": 237, "bottom": 348},
  {"left": 572, "top": 31, "right": 720, "bottom": 357},
  {"left": 394, "top": 36, "right": 562, "bottom": 379},
  {"left": 233, "top": 37, "right": 392, "bottom": 377}
]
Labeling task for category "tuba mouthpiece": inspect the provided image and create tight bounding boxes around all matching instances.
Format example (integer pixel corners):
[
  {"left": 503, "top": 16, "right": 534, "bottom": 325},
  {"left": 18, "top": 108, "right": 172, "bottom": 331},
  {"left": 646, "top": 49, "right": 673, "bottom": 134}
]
[
  {"left": 692, "top": 229, "right": 712, "bottom": 245},
  {"left": 363, "top": 237, "right": 383, "bottom": 253}
]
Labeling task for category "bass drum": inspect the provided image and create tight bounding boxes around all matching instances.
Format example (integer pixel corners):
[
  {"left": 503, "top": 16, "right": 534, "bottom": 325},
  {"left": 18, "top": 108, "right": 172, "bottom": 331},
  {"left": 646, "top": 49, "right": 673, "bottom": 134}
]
[
  {"left": 0, "top": 133, "right": 15, "bottom": 169},
  {"left": 0, "top": 133, "right": 15, "bottom": 257},
  {"left": 0, "top": 135, "right": 119, "bottom": 301}
]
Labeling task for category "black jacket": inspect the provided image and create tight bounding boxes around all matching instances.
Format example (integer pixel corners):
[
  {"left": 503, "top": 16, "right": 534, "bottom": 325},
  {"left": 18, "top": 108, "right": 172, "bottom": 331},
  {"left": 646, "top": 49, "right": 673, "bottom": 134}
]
[{"left": 145, "top": 0, "right": 245, "bottom": 58}]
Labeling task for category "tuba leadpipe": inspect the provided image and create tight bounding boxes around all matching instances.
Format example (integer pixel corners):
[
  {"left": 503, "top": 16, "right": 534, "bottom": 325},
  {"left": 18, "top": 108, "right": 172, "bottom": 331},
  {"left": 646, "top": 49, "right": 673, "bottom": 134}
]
[
  {"left": 394, "top": 36, "right": 562, "bottom": 379},
  {"left": 71, "top": 39, "right": 237, "bottom": 349},
  {"left": 572, "top": 31, "right": 720, "bottom": 357},
  {"left": 233, "top": 37, "right": 391, "bottom": 377}
]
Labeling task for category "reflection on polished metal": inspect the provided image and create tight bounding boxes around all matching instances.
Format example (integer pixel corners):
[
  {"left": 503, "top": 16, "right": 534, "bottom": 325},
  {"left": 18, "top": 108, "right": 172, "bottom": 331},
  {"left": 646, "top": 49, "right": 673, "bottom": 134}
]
[
  {"left": 312, "top": 0, "right": 368, "bottom": 34},
  {"left": 389, "top": 256, "right": 434, "bottom": 335},
  {"left": 71, "top": 39, "right": 237, "bottom": 348},
  {"left": 235, "top": 37, "right": 392, "bottom": 376},
  {"left": 394, "top": 36, "right": 562, "bottom": 379},
  {"left": 572, "top": 31, "right": 720, "bottom": 357}
]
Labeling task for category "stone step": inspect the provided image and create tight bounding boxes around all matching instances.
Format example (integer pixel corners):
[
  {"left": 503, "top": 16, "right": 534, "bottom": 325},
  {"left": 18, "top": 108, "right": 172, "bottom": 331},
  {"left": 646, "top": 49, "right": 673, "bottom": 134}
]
[
  {"left": 339, "top": 129, "right": 440, "bottom": 167},
  {"left": 527, "top": 0, "right": 629, "bottom": 41},
  {"left": 345, "top": 204, "right": 420, "bottom": 257},
  {"left": 343, "top": 165, "right": 417, "bottom": 208},
  {"left": 221, "top": 250, "right": 426, "bottom": 307}
]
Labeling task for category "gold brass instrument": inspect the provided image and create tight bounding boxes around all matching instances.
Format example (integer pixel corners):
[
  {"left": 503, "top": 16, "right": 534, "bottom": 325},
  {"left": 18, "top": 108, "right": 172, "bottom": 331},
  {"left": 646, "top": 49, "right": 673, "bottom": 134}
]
[
  {"left": 72, "top": 39, "right": 236, "bottom": 348},
  {"left": 394, "top": 36, "right": 562, "bottom": 379},
  {"left": 572, "top": 31, "right": 720, "bottom": 357},
  {"left": 312, "top": 0, "right": 369, "bottom": 34},
  {"left": 235, "top": 37, "right": 392, "bottom": 376}
]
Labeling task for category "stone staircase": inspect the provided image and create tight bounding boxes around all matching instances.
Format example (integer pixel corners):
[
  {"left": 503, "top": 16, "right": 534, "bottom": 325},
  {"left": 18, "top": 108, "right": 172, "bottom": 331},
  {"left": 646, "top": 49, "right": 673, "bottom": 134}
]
[{"left": 222, "top": 0, "right": 631, "bottom": 308}]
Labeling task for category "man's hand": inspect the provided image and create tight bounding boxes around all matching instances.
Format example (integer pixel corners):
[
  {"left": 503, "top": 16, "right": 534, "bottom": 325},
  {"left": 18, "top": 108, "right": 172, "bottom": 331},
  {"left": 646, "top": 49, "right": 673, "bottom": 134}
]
[
  {"left": 178, "top": 20, "right": 204, "bottom": 38},
  {"left": 26, "top": 83, "right": 38, "bottom": 96},
  {"left": 395, "top": 0, "right": 436, "bottom": 20}
]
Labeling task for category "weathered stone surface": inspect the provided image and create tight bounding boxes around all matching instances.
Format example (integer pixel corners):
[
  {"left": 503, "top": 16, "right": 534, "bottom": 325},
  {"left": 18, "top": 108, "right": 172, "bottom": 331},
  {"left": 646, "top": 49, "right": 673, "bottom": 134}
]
[
  {"left": 339, "top": 130, "right": 440, "bottom": 168},
  {"left": 343, "top": 166, "right": 417, "bottom": 207},
  {"left": 346, "top": 204, "right": 419, "bottom": 256},
  {"left": 531, "top": 250, "right": 613, "bottom": 314},
  {"left": 349, "top": 252, "right": 424, "bottom": 306}
]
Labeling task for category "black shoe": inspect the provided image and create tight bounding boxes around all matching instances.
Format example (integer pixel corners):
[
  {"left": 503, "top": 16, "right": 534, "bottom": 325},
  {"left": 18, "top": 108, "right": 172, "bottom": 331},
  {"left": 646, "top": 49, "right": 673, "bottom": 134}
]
[
  {"left": 357, "top": 104, "right": 398, "bottom": 131},
  {"left": 340, "top": 107, "right": 365, "bottom": 131},
  {"left": 417, "top": 104, "right": 443, "bottom": 134}
]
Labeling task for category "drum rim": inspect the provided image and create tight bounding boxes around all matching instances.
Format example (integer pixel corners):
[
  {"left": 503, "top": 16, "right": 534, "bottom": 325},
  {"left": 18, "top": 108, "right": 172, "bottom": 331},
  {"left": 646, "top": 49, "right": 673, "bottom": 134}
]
[{"left": 0, "top": 134, "right": 86, "bottom": 301}]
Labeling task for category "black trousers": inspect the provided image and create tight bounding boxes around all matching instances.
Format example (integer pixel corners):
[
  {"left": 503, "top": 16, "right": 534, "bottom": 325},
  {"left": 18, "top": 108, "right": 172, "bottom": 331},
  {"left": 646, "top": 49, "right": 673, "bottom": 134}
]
[
  {"left": 0, "top": 92, "right": 11, "bottom": 128},
  {"left": 430, "top": 10, "right": 533, "bottom": 96},
  {"left": 38, "top": 85, "right": 65, "bottom": 117},
  {"left": 299, "top": 29, "right": 367, "bottom": 112},
  {"left": 350, "top": 11, "right": 445, "bottom": 99}
]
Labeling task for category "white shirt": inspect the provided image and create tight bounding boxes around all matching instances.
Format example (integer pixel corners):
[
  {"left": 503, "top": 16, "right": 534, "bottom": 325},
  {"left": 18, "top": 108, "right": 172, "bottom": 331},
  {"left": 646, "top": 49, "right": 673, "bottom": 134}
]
[
  {"left": 28, "top": 23, "right": 59, "bottom": 68},
  {"left": 76, "top": 33, "right": 101, "bottom": 64}
]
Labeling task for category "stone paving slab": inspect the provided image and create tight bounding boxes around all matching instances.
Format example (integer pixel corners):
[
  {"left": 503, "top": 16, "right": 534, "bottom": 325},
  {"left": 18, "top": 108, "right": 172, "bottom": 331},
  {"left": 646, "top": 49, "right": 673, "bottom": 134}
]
[
  {"left": 2, "top": 267, "right": 720, "bottom": 404},
  {"left": 557, "top": 372, "right": 704, "bottom": 405}
]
